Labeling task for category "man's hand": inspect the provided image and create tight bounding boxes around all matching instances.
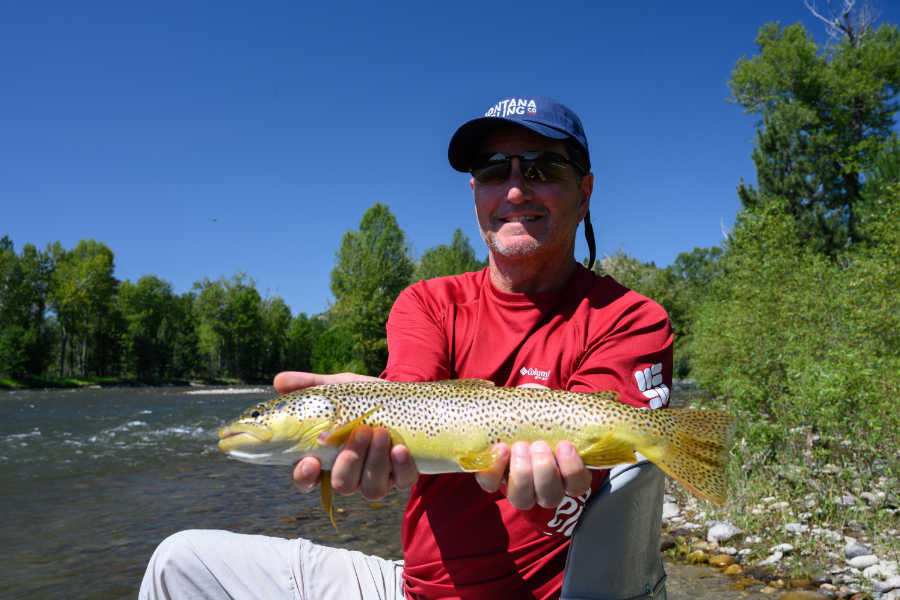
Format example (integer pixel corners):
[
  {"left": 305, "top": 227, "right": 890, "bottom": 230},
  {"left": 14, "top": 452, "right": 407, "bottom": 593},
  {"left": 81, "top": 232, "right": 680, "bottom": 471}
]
[
  {"left": 274, "top": 371, "right": 419, "bottom": 500},
  {"left": 474, "top": 440, "right": 592, "bottom": 509}
]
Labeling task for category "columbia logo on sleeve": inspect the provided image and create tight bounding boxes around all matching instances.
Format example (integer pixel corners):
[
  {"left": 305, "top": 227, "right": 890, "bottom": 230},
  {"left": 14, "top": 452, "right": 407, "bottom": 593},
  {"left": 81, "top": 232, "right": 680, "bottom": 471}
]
[{"left": 634, "top": 363, "right": 670, "bottom": 409}]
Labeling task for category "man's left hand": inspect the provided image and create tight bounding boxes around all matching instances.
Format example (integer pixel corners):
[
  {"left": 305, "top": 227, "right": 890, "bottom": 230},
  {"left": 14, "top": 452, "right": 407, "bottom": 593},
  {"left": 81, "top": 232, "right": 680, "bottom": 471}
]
[{"left": 474, "top": 440, "right": 592, "bottom": 509}]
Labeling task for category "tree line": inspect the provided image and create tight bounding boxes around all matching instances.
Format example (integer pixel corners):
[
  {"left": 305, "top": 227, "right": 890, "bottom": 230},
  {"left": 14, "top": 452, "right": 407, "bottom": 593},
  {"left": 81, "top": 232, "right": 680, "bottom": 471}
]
[
  {"left": 0, "top": 223, "right": 484, "bottom": 383},
  {"left": 599, "top": 8, "right": 900, "bottom": 465},
  {"left": 2, "top": 8, "right": 899, "bottom": 469}
]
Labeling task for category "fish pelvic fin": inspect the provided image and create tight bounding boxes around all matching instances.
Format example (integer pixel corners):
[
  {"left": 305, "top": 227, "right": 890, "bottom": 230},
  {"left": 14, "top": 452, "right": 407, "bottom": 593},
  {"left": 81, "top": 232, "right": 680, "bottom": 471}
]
[
  {"left": 319, "top": 405, "right": 383, "bottom": 446},
  {"left": 320, "top": 471, "right": 338, "bottom": 531},
  {"left": 457, "top": 447, "right": 503, "bottom": 471},
  {"left": 649, "top": 409, "right": 736, "bottom": 504}
]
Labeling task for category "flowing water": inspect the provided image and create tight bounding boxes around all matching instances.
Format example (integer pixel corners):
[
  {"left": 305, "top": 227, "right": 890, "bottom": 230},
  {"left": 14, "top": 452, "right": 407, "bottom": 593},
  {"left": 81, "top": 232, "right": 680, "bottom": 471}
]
[{"left": 0, "top": 386, "right": 769, "bottom": 599}]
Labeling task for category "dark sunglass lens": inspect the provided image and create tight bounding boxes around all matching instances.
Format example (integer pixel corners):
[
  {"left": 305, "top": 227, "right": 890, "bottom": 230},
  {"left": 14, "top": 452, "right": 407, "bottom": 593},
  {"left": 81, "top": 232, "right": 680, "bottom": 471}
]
[
  {"left": 471, "top": 154, "right": 511, "bottom": 183},
  {"left": 526, "top": 152, "right": 572, "bottom": 182}
]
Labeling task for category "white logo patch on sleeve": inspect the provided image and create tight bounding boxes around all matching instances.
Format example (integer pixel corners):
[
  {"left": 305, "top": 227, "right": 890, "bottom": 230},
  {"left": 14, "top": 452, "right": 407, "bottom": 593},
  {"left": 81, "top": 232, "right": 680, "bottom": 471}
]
[{"left": 634, "top": 362, "right": 669, "bottom": 409}]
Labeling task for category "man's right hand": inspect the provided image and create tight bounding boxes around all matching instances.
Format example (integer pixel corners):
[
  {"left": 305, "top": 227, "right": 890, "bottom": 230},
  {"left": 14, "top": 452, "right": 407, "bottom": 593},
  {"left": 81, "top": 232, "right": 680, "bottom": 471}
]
[{"left": 273, "top": 371, "right": 419, "bottom": 500}]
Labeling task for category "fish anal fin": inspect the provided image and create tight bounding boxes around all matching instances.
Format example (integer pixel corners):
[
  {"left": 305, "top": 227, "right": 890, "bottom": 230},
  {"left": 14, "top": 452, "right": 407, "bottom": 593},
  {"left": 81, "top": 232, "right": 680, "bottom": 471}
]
[
  {"left": 320, "top": 471, "right": 338, "bottom": 531},
  {"left": 579, "top": 432, "right": 638, "bottom": 467},
  {"left": 457, "top": 448, "right": 501, "bottom": 471},
  {"left": 319, "top": 405, "right": 382, "bottom": 446}
]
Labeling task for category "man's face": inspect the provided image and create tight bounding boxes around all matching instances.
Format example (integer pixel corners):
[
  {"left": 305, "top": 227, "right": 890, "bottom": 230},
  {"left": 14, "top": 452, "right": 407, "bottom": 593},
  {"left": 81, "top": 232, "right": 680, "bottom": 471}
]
[{"left": 470, "top": 126, "right": 592, "bottom": 266}]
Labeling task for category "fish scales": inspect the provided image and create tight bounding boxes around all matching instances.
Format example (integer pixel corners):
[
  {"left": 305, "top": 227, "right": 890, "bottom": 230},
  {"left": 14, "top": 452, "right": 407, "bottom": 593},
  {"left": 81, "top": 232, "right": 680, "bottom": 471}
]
[{"left": 218, "top": 379, "right": 736, "bottom": 521}]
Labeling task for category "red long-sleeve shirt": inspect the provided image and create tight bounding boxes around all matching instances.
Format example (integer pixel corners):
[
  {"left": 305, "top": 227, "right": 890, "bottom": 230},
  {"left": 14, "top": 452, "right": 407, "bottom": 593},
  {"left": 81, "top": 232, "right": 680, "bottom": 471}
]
[{"left": 381, "top": 265, "right": 672, "bottom": 600}]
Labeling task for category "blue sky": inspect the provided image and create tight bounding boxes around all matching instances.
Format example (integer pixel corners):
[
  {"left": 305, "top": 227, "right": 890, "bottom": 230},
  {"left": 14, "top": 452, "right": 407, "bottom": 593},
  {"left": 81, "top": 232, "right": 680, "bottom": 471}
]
[{"left": 4, "top": 1, "right": 899, "bottom": 317}]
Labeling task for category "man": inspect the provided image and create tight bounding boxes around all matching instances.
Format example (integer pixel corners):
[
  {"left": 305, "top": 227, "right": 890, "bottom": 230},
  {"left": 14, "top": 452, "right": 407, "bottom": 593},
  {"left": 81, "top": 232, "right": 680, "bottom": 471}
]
[{"left": 140, "top": 96, "right": 672, "bottom": 600}]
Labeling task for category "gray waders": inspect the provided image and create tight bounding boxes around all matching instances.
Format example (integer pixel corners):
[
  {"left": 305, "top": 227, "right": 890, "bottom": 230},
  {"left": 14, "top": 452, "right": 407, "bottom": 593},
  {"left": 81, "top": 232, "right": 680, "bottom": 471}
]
[{"left": 561, "top": 460, "right": 667, "bottom": 600}]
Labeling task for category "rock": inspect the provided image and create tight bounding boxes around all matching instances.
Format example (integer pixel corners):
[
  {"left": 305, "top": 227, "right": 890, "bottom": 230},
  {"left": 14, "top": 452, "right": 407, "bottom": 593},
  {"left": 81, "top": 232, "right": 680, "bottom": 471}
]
[
  {"left": 687, "top": 549, "right": 708, "bottom": 564},
  {"left": 659, "top": 534, "right": 675, "bottom": 551},
  {"left": 691, "top": 540, "right": 712, "bottom": 551},
  {"left": 881, "top": 589, "right": 900, "bottom": 600},
  {"left": 836, "top": 493, "right": 859, "bottom": 506},
  {"left": 709, "top": 554, "right": 735, "bottom": 567},
  {"left": 662, "top": 501, "right": 680, "bottom": 521},
  {"left": 779, "top": 592, "right": 831, "bottom": 599},
  {"left": 874, "top": 575, "right": 900, "bottom": 594},
  {"left": 769, "top": 501, "right": 791, "bottom": 510},
  {"left": 707, "top": 521, "right": 743, "bottom": 544},
  {"left": 844, "top": 540, "right": 871, "bottom": 559},
  {"left": 719, "top": 546, "right": 738, "bottom": 555},
  {"left": 785, "top": 522, "right": 809, "bottom": 534},
  {"left": 771, "top": 543, "right": 795, "bottom": 554},
  {"left": 846, "top": 554, "right": 878, "bottom": 569},
  {"left": 863, "top": 561, "right": 897, "bottom": 580},
  {"left": 859, "top": 491, "right": 879, "bottom": 505},
  {"left": 745, "top": 535, "right": 764, "bottom": 544},
  {"left": 724, "top": 564, "right": 743, "bottom": 575},
  {"left": 758, "top": 550, "right": 783, "bottom": 566}
]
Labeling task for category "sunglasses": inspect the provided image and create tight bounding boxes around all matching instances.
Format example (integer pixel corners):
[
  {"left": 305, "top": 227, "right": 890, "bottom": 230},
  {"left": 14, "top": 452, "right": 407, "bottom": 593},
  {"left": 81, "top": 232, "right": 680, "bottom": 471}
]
[{"left": 470, "top": 151, "right": 585, "bottom": 184}]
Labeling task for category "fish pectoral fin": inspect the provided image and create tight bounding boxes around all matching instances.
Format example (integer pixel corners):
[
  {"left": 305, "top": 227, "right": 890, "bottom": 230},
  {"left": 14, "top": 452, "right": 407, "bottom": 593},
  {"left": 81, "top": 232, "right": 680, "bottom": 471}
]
[
  {"left": 457, "top": 448, "right": 501, "bottom": 471},
  {"left": 435, "top": 379, "right": 496, "bottom": 387},
  {"left": 320, "top": 471, "right": 338, "bottom": 531},
  {"left": 579, "top": 432, "right": 638, "bottom": 467},
  {"left": 319, "top": 405, "right": 383, "bottom": 446}
]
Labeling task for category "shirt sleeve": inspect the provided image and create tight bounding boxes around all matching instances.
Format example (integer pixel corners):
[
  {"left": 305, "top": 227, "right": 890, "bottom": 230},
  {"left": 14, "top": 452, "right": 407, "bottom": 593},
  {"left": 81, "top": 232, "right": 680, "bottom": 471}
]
[
  {"left": 567, "top": 294, "right": 674, "bottom": 409},
  {"left": 380, "top": 283, "right": 452, "bottom": 382}
]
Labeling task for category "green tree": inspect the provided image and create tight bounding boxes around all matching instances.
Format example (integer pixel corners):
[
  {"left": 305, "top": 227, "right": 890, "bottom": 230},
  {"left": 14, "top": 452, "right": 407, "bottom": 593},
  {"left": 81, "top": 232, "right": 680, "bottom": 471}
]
[
  {"left": 170, "top": 292, "right": 201, "bottom": 378},
  {"left": 118, "top": 275, "right": 191, "bottom": 380},
  {"left": 260, "top": 296, "right": 292, "bottom": 379},
  {"left": 0, "top": 238, "right": 54, "bottom": 377},
  {"left": 48, "top": 239, "right": 119, "bottom": 376},
  {"left": 329, "top": 203, "right": 414, "bottom": 375},
  {"left": 226, "top": 285, "right": 264, "bottom": 381},
  {"left": 193, "top": 273, "right": 266, "bottom": 380},
  {"left": 729, "top": 15, "right": 900, "bottom": 252},
  {"left": 415, "top": 228, "right": 486, "bottom": 280},
  {"left": 193, "top": 277, "right": 229, "bottom": 377},
  {"left": 285, "top": 312, "right": 327, "bottom": 373},
  {"left": 310, "top": 322, "right": 365, "bottom": 374}
]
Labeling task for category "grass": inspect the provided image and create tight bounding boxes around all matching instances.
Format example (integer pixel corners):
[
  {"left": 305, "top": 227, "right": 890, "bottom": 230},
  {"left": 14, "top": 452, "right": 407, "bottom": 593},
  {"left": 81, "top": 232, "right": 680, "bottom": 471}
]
[{"left": 664, "top": 392, "right": 899, "bottom": 592}]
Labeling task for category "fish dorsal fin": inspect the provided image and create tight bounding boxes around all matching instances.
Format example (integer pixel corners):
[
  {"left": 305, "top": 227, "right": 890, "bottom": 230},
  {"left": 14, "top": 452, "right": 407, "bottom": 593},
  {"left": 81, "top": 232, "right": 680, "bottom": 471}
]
[
  {"left": 434, "top": 379, "right": 496, "bottom": 387},
  {"left": 588, "top": 390, "right": 619, "bottom": 402}
]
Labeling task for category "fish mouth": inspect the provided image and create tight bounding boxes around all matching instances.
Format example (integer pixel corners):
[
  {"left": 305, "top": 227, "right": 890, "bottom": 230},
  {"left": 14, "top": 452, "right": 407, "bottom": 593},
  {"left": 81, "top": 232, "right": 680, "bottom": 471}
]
[{"left": 217, "top": 423, "right": 274, "bottom": 452}]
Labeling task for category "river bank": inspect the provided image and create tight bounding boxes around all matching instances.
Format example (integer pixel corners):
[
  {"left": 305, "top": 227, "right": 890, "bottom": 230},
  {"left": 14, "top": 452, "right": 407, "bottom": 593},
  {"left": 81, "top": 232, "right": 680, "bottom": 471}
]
[
  {"left": 0, "top": 374, "right": 264, "bottom": 390},
  {"left": 663, "top": 385, "right": 900, "bottom": 599}
]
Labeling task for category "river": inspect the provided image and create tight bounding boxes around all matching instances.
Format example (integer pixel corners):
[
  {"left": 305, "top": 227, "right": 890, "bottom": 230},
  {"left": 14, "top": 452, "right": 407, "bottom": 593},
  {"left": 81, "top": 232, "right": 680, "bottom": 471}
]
[{"left": 0, "top": 386, "right": 771, "bottom": 599}]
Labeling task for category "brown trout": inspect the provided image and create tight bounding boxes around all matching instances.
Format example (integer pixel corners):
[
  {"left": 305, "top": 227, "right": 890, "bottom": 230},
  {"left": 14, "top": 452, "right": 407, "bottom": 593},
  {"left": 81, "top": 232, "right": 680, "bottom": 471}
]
[{"left": 218, "top": 379, "right": 735, "bottom": 527}]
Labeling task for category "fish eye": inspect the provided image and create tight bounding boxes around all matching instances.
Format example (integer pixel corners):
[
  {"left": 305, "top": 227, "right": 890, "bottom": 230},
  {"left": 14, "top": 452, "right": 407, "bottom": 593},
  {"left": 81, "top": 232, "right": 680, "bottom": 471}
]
[{"left": 251, "top": 410, "right": 260, "bottom": 418}]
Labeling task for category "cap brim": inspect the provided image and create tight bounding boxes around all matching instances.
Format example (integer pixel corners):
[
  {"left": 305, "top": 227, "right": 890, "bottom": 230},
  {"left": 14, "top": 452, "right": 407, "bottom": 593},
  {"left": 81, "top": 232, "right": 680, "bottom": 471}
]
[{"left": 448, "top": 117, "right": 570, "bottom": 172}]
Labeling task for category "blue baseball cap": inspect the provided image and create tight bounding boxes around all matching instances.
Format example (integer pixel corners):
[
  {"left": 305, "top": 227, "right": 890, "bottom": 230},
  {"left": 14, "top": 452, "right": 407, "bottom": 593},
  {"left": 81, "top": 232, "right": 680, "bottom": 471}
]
[{"left": 448, "top": 95, "right": 591, "bottom": 173}]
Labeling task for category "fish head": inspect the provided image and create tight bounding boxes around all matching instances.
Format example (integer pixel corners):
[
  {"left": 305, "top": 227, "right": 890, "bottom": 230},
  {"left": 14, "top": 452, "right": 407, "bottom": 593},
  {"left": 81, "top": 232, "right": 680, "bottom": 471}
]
[{"left": 217, "top": 390, "right": 337, "bottom": 465}]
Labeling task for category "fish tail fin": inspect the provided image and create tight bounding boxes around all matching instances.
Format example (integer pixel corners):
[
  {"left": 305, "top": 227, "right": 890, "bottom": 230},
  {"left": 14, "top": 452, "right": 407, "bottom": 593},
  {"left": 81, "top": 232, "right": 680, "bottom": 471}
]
[{"left": 642, "top": 409, "right": 736, "bottom": 504}]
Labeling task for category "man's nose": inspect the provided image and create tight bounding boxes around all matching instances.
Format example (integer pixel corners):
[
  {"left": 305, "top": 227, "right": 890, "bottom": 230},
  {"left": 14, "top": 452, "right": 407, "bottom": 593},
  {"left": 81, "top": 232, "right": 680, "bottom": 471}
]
[{"left": 505, "top": 158, "right": 533, "bottom": 203}]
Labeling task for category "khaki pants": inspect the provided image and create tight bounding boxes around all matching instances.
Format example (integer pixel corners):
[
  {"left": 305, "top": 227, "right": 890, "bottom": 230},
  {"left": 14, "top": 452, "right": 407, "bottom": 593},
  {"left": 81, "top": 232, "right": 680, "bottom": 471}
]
[{"left": 139, "top": 530, "right": 405, "bottom": 600}]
